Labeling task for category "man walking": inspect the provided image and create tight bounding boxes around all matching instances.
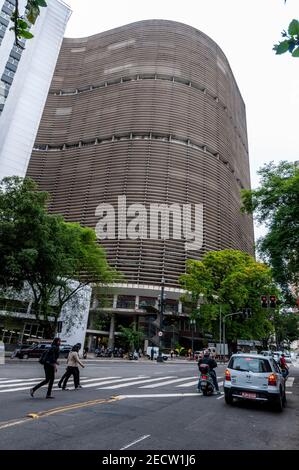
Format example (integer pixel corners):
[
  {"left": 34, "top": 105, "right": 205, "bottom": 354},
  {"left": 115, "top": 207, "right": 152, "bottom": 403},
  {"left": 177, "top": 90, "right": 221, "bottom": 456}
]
[{"left": 30, "top": 338, "right": 61, "bottom": 399}]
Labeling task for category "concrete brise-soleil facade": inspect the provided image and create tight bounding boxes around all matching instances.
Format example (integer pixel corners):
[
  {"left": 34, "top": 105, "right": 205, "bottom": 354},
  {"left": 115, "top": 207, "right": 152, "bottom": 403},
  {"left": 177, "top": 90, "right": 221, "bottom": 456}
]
[
  {"left": 0, "top": 0, "right": 71, "bottom": 180},
  {"left": 26, "top": 20, "right": 254, "bottom": 350}
]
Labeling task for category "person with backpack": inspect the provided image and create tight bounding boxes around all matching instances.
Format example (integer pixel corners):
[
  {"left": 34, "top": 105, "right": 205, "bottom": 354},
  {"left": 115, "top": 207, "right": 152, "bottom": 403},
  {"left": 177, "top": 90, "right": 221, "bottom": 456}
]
[{"left": 30, "top": 338, "right": 61, "bottom": 399}]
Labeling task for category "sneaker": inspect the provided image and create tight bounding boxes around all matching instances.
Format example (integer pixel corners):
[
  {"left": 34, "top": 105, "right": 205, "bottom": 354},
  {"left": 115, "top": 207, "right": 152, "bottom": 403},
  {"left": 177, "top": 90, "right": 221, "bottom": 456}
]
[
  {"left": 57, "top": 383, "right": 62, "bottom": 388},
  {"left": 214, "top": 391, "right": 221, "bottom": 395},
  {"left": 30, "top": 388, "right": 34, "bottom": 397},
  {"left": 77, "top": 385, "right": 83, "bottom": 388},
  {"left": 62, "top": 388, "right": 69, "bottom": 391},
  {"left": 46, "top": 395, "right": 55, "bottom": 399}
]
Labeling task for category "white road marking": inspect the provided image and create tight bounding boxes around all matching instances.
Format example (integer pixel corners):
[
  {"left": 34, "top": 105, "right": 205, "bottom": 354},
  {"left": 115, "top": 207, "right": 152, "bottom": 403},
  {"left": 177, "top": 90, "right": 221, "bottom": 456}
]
[
  {"left": 117, "top": 393, "right": 201, "bottom": 398},
  {"left": 71, "top": 376, "right": 149, "bottom": 389},
  {"left": 0, "top": 418, "right": 32, "bottom": 430},
  {"left": 0, "top": 386, "right": 39, "bottom": 393},
  {"left": 76, "top": 377, "right": 121, "bottom": 384},
  {"left": 176, "top": 380, "right": 199, "bottom": 387},
  {"left": 98, "top": 376, "right": 176, "bottom": 390},
  {"left": 120, "top": 434, "right": 151, "bottom": 450},
  {"left": 141, "top": 376, "right": 195, "bottom": 388},
  {"left": 286, "top": 377, "right": 295, "bottom": 387},
  {"left": 217, "top": 393, "right": 224, "bottom": 399},
  {"left": 0, "top": 378, "right": 44, "bottom": 387},
  {"left": 286, "top": 391, "right": 293, "bottom": 394}
]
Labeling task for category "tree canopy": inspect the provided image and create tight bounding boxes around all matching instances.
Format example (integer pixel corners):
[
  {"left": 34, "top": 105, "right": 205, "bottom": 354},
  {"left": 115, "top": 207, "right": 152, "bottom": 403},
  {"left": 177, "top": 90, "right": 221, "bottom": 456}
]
[
  {"left": 179, "top": 250, "right": 277, "bottom": 346},
  {"left": 241, "top": 161, "right": 299, "bottom": 297},
  {"left": 0, "top": 176, "right": 116, "bottom": 335}
]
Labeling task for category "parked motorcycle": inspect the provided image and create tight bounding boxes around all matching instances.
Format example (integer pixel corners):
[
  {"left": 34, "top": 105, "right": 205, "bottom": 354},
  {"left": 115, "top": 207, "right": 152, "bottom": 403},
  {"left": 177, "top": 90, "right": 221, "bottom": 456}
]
[
  {"left": 198, "top": 363, "right": 214, "bottom": 396},
  {"left": 128, "top": 351, "right": 138, "bottom": 360}
]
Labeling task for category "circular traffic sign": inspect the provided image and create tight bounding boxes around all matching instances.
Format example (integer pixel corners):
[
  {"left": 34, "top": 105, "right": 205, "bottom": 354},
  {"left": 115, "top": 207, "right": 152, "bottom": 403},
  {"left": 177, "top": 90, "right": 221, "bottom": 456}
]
[{"left": 158, "top": 331, "right": 163, "bottom": 337}]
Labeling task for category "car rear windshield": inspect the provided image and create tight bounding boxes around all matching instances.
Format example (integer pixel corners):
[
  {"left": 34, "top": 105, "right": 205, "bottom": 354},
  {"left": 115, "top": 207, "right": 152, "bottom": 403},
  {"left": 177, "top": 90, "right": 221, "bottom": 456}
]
[{"left": 228, "top": 356, "right": 272, "bottom": 373}]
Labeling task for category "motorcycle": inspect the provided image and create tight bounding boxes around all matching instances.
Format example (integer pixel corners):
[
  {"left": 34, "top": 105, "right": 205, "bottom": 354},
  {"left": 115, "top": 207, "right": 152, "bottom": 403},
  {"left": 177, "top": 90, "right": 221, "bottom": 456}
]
[
  {"left": 198, "top": 363, "right": 215, "bottom": 396},
  {"left": 128, "top": 351, "right": 139, "bottom": 360}
]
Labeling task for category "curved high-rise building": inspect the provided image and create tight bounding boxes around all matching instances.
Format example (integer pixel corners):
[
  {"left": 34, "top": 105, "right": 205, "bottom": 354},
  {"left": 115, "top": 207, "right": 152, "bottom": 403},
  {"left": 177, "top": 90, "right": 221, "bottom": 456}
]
[{"left": 27, "top": 20, "right": 254, "bottom": 349}]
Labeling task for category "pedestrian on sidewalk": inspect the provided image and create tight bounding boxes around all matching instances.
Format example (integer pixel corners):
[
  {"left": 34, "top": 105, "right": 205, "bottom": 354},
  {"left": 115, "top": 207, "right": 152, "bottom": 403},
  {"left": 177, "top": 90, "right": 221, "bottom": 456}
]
[
  {"left": 59, "top": 343, "right": 85, "bottom": 390},
  {"left": 30, "top": 338, "right": 61, "bottom": 399},
  {"left": 83, "top": 346, "right": 89, "bottom": 359},
  {"left": 150, "top": 346, "right": 155, "bottom": 361}
]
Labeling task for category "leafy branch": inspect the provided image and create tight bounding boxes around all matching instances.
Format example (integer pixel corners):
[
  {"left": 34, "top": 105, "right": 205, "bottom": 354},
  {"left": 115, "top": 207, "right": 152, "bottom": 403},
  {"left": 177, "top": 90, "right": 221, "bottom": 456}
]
[
  {"left": 10, "top": 0, "right": 47, "bottom": 47},
  {"left": 273, "top": 19, "right": 299, "bottom": 57}
]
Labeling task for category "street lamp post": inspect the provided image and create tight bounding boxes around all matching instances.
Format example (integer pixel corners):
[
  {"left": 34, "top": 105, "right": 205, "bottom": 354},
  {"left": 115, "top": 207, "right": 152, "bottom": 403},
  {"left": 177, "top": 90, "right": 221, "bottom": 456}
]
[
  {"left": 157, "top": 277, "right": 165, "bottom": 363},
  {"left": 190, "top": 318, "right": 196, "bottom": 358}
]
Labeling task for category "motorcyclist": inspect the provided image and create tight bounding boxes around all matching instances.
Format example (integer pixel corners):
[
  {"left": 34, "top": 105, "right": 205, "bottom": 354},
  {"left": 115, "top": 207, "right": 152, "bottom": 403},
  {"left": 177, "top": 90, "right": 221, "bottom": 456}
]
[
  {"left": 197, "top": 349, "right": 220, "bottom": 394},
  {"left": 279, "top": 353, "right": 289, "bottom": 379}
]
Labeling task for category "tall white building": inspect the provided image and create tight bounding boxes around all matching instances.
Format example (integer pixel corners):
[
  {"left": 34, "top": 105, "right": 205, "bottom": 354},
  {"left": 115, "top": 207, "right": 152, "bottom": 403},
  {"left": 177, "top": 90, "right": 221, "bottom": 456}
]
[{"left": 0, "top": 0, "right": 71, "bottom": 180}]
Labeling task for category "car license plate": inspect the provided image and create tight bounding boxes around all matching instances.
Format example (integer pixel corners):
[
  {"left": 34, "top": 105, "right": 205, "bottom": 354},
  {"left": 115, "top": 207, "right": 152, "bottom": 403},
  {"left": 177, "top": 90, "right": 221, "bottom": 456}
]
[{"left": 241, "top": 392, "right": 256, "bottom": 399}]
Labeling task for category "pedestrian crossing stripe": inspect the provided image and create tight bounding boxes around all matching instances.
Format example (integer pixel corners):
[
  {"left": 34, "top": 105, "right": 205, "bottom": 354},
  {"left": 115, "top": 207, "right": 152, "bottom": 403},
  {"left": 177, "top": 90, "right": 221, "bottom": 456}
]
[{"left": 0, "top": 375, "right": 295, "bottom": 394}]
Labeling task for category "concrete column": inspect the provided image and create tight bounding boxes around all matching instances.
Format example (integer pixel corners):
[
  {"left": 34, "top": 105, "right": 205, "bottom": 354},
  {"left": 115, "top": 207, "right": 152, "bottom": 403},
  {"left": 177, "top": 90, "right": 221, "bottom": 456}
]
[
  {"left": 178, "top": 300, "right": 182, "bottom": 314},
  {"left": 108, "top": 313, "right": 116, "bottom": 349},
  {"left": 113, "top": 294, "right": 118, "bottom": 309}
]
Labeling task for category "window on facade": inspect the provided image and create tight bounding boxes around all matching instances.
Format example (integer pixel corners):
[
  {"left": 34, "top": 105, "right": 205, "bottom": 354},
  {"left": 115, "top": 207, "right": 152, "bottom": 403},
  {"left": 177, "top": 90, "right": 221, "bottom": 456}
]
[
  {"left": 164, "top": 299, "right": 178, "bottom": 314},
  {"left": 116, "top": 295, "right": 136, "bottom": 309},
  {"left": 0, "top": 10, "right": 11, "bottom": 21}
]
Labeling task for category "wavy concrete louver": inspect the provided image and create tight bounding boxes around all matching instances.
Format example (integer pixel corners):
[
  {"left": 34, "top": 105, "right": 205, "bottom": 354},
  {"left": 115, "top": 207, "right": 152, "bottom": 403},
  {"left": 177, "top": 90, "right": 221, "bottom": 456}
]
[{"left": 26, "top": 20, "right": 254, "bottom": 287}]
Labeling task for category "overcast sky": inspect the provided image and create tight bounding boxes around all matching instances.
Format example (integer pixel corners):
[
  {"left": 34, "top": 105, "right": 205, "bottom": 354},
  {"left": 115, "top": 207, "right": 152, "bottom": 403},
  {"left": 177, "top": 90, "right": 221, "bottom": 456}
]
[{"left": 64, "top": 0, "right": 299, "bottom": 237}]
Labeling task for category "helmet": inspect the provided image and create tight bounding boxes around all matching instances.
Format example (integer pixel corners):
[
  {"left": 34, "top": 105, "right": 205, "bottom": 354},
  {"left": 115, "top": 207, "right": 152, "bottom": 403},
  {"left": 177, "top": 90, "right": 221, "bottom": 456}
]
[{"left": 203, "top": 349, "right": 210, "bottom": 357}]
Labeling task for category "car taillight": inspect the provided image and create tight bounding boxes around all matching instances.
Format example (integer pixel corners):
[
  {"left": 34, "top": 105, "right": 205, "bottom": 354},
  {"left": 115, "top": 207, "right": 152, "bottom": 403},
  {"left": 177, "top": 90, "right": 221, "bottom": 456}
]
[
  {"left": 225, "top": 369, "right": 231, "bottom": 381},
  {"left": 268, "top": 373, "right": 277, "bottom": 386}
]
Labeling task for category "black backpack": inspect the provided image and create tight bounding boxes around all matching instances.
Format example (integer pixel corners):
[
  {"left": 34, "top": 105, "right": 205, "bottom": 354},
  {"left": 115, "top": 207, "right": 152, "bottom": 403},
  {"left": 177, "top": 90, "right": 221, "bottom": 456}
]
[{"left": 39, "top": 349, "right": 49, "bottom": 365}]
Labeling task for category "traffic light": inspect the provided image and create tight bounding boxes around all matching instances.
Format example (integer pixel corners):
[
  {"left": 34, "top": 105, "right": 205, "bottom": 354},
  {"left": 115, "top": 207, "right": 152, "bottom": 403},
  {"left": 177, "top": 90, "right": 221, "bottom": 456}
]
[
  {"left": 269, "top": 295, "right": 277, "bottom": 309},
  {"left": 261, "top": 295, "right": 268, "bottom": 308}
]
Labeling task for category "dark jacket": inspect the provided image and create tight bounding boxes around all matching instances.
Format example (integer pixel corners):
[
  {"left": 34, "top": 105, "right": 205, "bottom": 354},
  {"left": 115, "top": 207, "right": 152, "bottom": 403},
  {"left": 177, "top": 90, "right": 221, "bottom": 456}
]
[
  {"left": 45, "top": 346, "right": 60, "bottom": 365},
  {"left": 198, "top": 357, "right": 217, "bottom": 370}
]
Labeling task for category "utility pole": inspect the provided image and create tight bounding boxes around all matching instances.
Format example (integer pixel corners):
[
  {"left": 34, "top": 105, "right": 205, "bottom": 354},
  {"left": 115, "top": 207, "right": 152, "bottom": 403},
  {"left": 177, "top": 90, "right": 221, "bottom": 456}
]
[{"left": 157, "top": 277, "right": 165, "bottom": 363}]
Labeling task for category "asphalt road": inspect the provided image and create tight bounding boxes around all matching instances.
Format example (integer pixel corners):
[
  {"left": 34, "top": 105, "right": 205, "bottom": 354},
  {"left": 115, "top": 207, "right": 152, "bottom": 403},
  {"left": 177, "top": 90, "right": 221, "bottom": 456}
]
[{"left": 0, "top": 358, "right": 298, "bottom": 450}]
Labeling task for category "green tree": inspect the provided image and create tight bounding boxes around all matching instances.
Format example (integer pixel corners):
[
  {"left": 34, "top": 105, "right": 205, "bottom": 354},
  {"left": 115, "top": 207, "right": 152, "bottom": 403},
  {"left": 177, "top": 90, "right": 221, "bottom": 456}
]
[
  {"left": 179, "top": 250, "right": 277, "bottom": 348},
  {"left": 0, "top": 176, "right": 116, "bottom": 336},
  {"left": 10, "top": 0, "right": 47, "bottom": 46},
  {"left": 241, "top": 161, "right": 299, "bottom": 297},
  {"left": 119, "top": 324, "right": 144, "bottom": 352},
  {"left": 273, "top": 2, "right": 299, "bottom": 57},
  {"left": 273, "top": 310, "right": 299, "bottom": 349}
]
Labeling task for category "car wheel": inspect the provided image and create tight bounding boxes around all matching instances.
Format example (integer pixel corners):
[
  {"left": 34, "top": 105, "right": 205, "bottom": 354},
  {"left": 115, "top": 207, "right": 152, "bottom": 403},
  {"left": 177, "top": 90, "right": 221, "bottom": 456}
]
[
  {"left": 224, "top": 390, "right": 233, "bottom": 405},
  {"left": 273, "top": 393, "right": 283, "bottom": 412},
  {"left": 23, "top": 354, "right": 29, "bottom": 359},
  {"left": 282, "top": 391, "right": 287, "bottom": 407}
]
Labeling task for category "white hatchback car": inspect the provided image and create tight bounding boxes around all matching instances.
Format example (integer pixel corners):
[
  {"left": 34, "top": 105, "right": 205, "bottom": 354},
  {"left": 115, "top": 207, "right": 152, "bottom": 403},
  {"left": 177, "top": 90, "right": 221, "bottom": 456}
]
[{"left": 224, "top": 353, "right": 286, "bottom": 411}]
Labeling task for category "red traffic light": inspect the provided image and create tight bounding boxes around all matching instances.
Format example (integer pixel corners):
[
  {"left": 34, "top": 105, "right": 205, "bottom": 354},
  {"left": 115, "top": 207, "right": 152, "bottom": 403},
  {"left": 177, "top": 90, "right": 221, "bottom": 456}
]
[{"left": 269, "top": 295, "right": 277, "bottom": 308}]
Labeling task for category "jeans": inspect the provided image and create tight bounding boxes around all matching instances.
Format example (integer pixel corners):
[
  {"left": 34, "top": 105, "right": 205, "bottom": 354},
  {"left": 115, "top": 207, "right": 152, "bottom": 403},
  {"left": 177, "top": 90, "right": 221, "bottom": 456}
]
[
  {"left": 60, "top": 366, "right": 80, "bottom": 389},
  {"left": 32, "top": 363, "right": 55, "bottom": 397}
]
